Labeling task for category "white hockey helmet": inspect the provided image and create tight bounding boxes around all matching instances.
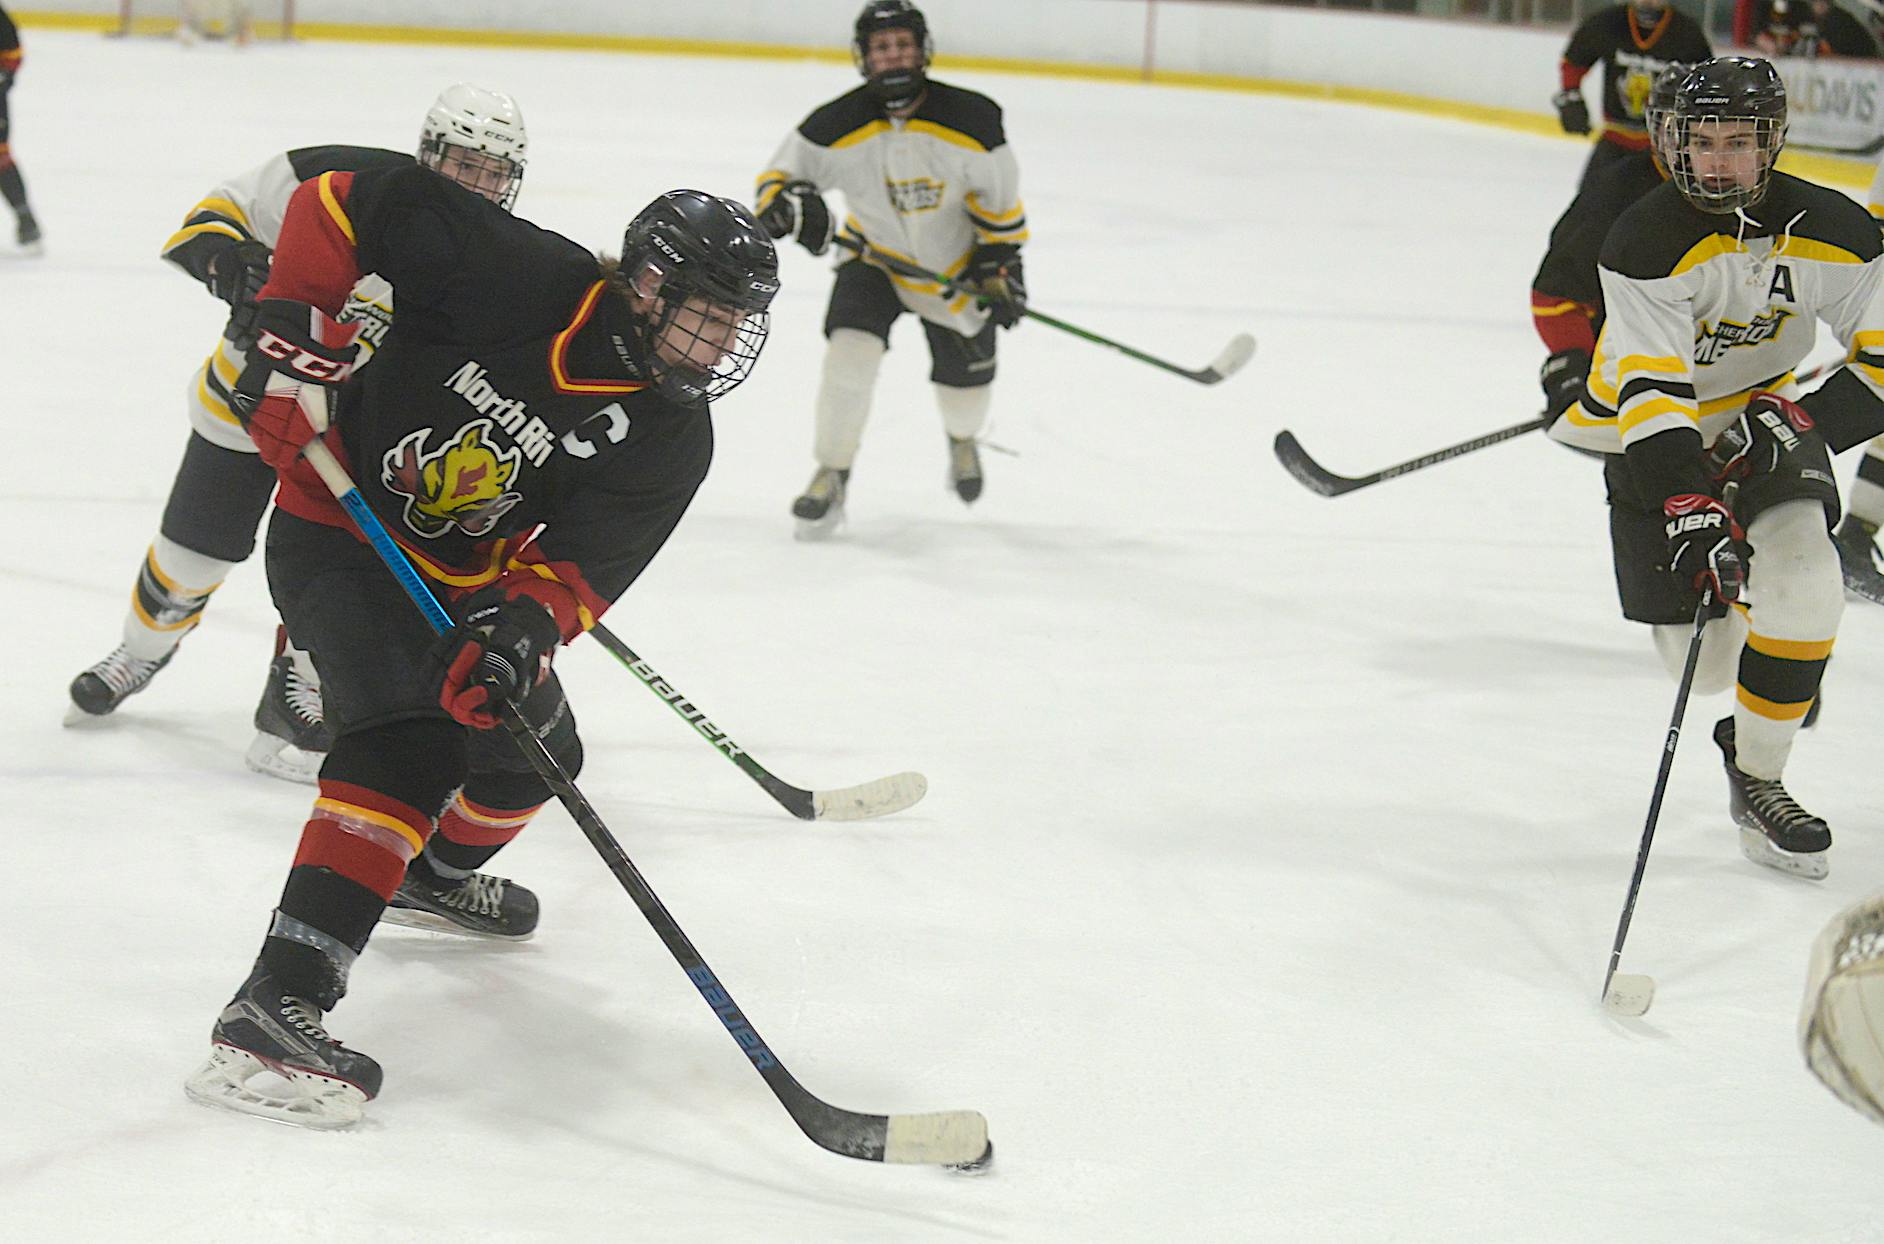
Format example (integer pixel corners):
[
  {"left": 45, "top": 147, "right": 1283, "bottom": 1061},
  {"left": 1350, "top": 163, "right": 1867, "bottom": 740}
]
[{"left": 417, "top": 84, "right": 528, "bottom": 211}]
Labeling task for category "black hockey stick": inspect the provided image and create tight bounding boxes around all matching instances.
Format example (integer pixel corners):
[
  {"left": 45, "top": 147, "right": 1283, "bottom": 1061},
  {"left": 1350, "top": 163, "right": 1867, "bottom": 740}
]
[
  {"left": 299, "top": 439, "right": 991, "bottom": 1168},
  {"left": 1600, "top": 483, "right": 1734, "bottom": 1019},
  {"left": 830, "top": 234, "right": 1255, "bottom": 384},
  {"left": 1272, "top": 415, "right": 1550, "bottom": 498},
  {"left": 586, "top": 623, "right": 927, "bottom": 821}
]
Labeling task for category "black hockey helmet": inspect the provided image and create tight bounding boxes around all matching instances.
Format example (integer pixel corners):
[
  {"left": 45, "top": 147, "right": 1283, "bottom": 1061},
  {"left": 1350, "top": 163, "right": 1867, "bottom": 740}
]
[
  {"left": 1664, "top": 56, "right": 1788, "bottom": 215},
  {"left": 1643, "top": 60, "right": 1694, "bottom": 167},
  {"left": 852, "top": 0, "right": 932, "bottom": 111},
  {"left": 619, "top": 190, "right": 780, "bottom": 406}
]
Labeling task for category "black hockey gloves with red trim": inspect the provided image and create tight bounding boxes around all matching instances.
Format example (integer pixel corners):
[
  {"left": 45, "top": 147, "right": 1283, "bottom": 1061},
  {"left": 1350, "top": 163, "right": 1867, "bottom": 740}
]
[
  {"left": 1705, "top": 391, "right": 1814, "bottom": 482},
  {"left": 1663, "top": 493, "right": 1748, "bottom": 610},
  {"left": 964, "top": 244, "right": 1026, "bottom": 329},
  {"left": 1540, "top": 348, "right": 1591, "bottom": 422},
  {"left": 432, "top": 590, "right": 560, "bottom": 730},
  {"left": 232, "top": 298, "right": 361, "bottom": 470},
  {"left": 207, "top": 239, "right": 273, "bottom": 344},
  {"left": 758, "top": 180, "right": 834, "bottom": 257},
  {"left": 1553, "top": 89, "right": 1591, "bottom": 136}
]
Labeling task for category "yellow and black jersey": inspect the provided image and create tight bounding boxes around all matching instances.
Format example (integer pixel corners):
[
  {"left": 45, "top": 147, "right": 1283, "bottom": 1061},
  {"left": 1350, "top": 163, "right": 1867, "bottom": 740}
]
[
  {"left": 756, "top": 79, "right": 1024, "bottom": 335},
  {"left": 1551, "top": 173, "right": 1884, "bottom": 476},
  {"left": 1561, "top": 4, "right": 1711, "bottom": 140}
]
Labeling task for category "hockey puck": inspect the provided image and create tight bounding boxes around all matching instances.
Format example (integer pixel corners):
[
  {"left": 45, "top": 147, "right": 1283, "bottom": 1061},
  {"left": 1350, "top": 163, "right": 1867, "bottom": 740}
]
[
  {"left": 1602, "top": 973, "right": 1655, "bottom": 1017},
  {"left": 946, "top": 1139, "right": 994, "bottom": 1176}
]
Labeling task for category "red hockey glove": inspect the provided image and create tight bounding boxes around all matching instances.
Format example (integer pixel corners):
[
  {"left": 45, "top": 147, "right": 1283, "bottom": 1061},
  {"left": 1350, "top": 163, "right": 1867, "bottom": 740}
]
[
  {"left": 432, "top": 591, "right": 561, "bottom": 729},
  {"left": 1663, "top": 493, "right": 1748, "bottom": 610},
  {"left": 1705, "top": 391, "right": 1813, "bottom": 482},
  {"left": 233, "top": 299, "right": 360, "bottom": 471}
]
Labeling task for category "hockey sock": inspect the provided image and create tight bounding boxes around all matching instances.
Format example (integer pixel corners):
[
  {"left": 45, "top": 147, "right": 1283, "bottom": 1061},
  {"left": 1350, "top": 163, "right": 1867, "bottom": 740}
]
[
  {"left": 0, "top": 160, "right": 30, "bottom": 215},
  {"left": 418, "top": 793, "right": 545, "bottom": 878},
  {"left": 813, "top": 328, "right": 886, "bottom": 470},
  {"left": 936, "top": 381, "right": 992, "bottom": 442},
  {"left": 121, "top": 536, "right": 235, "bottom": 661},
  {"left": 1652, "top": 608, "right": 1745, "bottom": 696},
  {"left": 1850, "top": 439, "right": 1884, "bottom": 530},
  {"left": 1734, "top": 499, "right": 1843, "bottom": 779}
]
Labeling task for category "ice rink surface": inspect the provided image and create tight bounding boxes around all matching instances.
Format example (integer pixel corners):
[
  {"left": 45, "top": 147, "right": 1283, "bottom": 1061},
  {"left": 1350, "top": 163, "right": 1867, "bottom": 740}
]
[{"left": 3, "top": 26, "right": 1883, "bottom": 1244}]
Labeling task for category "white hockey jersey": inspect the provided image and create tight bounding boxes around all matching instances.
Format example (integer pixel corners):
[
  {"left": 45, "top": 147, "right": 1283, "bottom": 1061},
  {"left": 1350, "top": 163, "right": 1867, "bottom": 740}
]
[
  {"left": 756, "top": 79, "right": 1025, "bottom": 336},
  {"left": 161, "top": 145, "right": 408, "bottom": 451},
  {"left": 1551, "top": 173, "right": 1884, "bottom": 463}
]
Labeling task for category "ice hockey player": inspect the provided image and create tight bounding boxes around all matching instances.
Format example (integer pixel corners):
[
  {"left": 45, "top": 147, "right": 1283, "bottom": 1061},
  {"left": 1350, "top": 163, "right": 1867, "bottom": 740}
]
[
  {"left": 1548, "top": 57, "right": 1884, "bottom": 881},
  {"left": 1534, "top": 62, "right": 1691, "bottom": 425},
  {"left": 1834, "top": 150, "right": 1884, "bottom": 603},
  {"left": 757, "top": 0, "right": 1027, "bottom": 537},
  {"left": 1554, "top": 1, "right": 1711, "bottom": 190},
  {"left": 1800, "top": 889, "right": 1884, "bottom": 1126},
  {"left": 0, "top": 3, "right": 42, "bottom": 251},
  {"left": 181, "top": 170, "right": 778, "bottom": 1127},
  {"left": 65, "top": 85, "right": 527, "bottom": 786}
]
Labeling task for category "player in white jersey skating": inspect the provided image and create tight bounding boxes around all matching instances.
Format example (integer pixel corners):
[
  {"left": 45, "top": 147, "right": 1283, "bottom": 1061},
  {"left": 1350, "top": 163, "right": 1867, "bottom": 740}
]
[
  {"left": 1835, "top": 151, "right": 1884, "bottom": 600},
  {"left": 64, "top": 85, "right": 527, "bottom": 784},
  {"left": 755, "top": 0, "right": 1027, "bottom": 536},
  {"left": 1550, "top": 57, "right": 1884, "bottom": 880}
]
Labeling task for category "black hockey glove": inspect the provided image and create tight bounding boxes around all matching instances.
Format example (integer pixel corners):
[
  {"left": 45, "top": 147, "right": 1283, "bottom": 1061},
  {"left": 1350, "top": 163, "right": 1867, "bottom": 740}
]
[
  {"left": 432, "top": 590, "right": 561, "bottom": 730},
  {"left": 1553, "top": 90, "right": 1591, "bottom": 136},
  {"left": 1540, "top": 348, "right": 1591, "bottom": 422},
  {"left": 208, "top": 239, "right": 274, "bottom": 347},
  {"left": 1705, "top": 391, "right": 1814, "bottom": 482},
  {"left": 1663, "top": 493, "right": 1748, "bottom": 611},
  {"left": 0, "top": 66, "right": 13, "bottom": 92},
  {"left": 757, "top": 179, "right": 834, "bottom": 257},
  {"left": 964, "top": 244, "right": 1026, "bottom": 330}
]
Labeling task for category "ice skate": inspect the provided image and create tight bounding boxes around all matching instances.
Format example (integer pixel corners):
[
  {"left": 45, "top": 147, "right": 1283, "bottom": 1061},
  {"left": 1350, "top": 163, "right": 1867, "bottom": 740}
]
[
  {"left": 245, "top": 643, "right": 330, "bottom": 786},
  {"left": 792, "top": 465, "right": 848, "bottom": 541},
  {"left": 15, "top": 212, "right": 41, "bottom": 255},
  {"left": 183, "top": 968, "right": 382, "bottom": 1130},
  {"left": 947, "top": 435, "right": 983, "bottom": 504},
  {"left": 1715, "top": 717, "right": 1830, "bottom": 880},
  {"left": 1832, "top": 514, "right": 1884, "bottom": 604},
  {"left": 65, "top": 645, "right": 174, "bottom": 723},
  {"left": 382, "top": 857, "right": 539, "bottom": 941}
]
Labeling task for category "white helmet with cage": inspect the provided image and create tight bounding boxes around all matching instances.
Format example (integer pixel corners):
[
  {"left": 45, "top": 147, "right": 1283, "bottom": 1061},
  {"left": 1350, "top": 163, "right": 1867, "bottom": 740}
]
[{"left": 417, "top": 84, "right": 528, "bottom": 211}]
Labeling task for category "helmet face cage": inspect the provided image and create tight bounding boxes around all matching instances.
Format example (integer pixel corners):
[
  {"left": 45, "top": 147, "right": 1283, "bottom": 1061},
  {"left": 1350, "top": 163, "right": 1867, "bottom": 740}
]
[
  {"left": 417, "top": 85, "right": 528, "bottom": 211},
  {"left": 1665, "top": 58, "right": 1788, "bottom": 215},
  {"left": 1643, "top": 61, "right": 1693, "bottom": 167},
  {"left": 641, "top": 290, "right": 771, "bottom": 406},
  {"left": 851, "top": 1, "right": 932, "bottom": 109}
]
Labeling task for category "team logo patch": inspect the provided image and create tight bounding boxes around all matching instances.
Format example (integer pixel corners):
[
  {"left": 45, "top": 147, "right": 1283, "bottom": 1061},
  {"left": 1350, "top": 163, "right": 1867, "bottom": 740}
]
[
  {"left": 1695, "top": 308, "right": 1792, "bottom": 365},
  {"left": 888, "top": 177, "right": 945, "bottom": 214},
  {"left": 381, "top": 420, "right": 524, "bottom": 539}
]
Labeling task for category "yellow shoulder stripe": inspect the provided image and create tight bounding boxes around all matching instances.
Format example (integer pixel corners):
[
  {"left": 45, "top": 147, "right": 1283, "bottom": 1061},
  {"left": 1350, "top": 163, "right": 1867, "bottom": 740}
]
[
  {"left": 831, "top": 119, "right": 891, "bottom": 149},
  {"left": 1671, "top": 234, "right": 1746, "bottom": 278},
  {"left": 904, "top": 118, "right": 989, "bottom": 152}
]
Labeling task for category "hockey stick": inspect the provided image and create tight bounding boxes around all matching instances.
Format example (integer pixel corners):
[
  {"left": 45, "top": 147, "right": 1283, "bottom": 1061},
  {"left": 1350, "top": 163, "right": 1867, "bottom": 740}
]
[
  {"left": 830, "top": 234, "right": 1255, "bottom": 384},
  {"left": 586, "top": 622, "right": 927, "bottom": 821},
  {"left": 298, "top": 436, "right": 991, "bottom": 1168},
  {"left": 1272, "top": 415, "right": 1550, "bottom": 498},
  {"left": 1600, "top": 484, "right": 1735, "bottom": 1018}
]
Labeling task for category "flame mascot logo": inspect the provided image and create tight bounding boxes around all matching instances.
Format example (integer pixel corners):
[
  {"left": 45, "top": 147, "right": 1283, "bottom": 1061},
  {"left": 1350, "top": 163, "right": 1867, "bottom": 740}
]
[{"left": 381, "top": 420, "right": 525, "bottom": 539}]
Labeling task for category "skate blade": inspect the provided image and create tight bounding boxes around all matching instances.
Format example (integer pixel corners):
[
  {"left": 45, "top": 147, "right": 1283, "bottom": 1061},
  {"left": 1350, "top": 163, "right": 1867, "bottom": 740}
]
[
  {"left": 184, "top": 1045, "right": 367, "bottom": 1130},
  {"left": 62, "top": 700, "right": 113, "bottom": 727},
  {"left": 1738, "top": 827, "right": 1829, "bottom": 880},
  {"left": 793, "top": 507, "right": 845, "bottom": 542},
  {"left": 244, "top": 733, "right": 324, "bottom": 786},
  {"left": 378, "top": 905, "right": 536, "bottom": 942}
]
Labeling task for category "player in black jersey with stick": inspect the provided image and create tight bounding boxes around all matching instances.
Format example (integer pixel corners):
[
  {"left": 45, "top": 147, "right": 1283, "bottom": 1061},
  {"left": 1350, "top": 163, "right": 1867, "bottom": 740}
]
[
  {"left": 1555, "top": 2, "right": 1710, "bottom": 189},
  {"left": 65, "top": 85, "right": 526, "bottom": 787},
  {"left": 182, "top": 168, "right": 778, "bottom": 1127},
  {"left": 0, "top": 3, "right": 41, "bottom": 250}
]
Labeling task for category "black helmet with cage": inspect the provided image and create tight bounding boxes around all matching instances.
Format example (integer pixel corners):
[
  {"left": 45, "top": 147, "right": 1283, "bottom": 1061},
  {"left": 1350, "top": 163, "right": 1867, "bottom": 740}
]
[
  {"left": 852, "top": 1, "right": 933, "bottom": 111},
  {"left": 618, "top": 190, "right": 780, "bottom": 407},
  {"left": 1643, "top": 60, "right": 1695, "bottom": 172},
  {"left": 1662, "top": 56, "right": 1788, "bottom": 215}
]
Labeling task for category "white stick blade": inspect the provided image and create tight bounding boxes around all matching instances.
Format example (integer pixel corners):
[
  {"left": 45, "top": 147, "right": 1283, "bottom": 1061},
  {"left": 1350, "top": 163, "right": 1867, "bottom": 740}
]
[
  {"left": 883, "top": 1109, "right": 989, "bottom": 1165},
  {"left": 1210, "top": 333, "right": 1256, "bottom": 380},
  {"left": 1603, "top": 973, "right": 1655, "bottom": 1016},
  {"left": 812, "top": 771, "right": 927, "bottom": 821}
]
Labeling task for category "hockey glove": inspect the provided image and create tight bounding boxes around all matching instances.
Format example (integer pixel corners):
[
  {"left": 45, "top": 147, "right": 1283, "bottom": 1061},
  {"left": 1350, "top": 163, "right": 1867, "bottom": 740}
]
[
  {"left": 233, "top": 298, "right": 361, "bottom": 471},
  {"left": 964, "top": 244, "right": 1026, "bottom": 330},
  {"left": 1663, "top": 493, "right": 1748, "bottom": 610},
  {"left": 432, "top": 590, "right": 561, "bottom": 729},
  {"left": 1705, "top": 391, "right": 1813, "bottom": 482},
  {"left": 1540, "top": 348, "right": 1591, "bottom": 422},
  {"left": 0, "top": 67, "right": 13, "bottom": 92},
  {"left": 1553, "top": 89, "right": 1591, "bottom": 136},
  {"left": 208, "top": 240, "right": 275, "bottom": 348},
  {"left": 757, "top": 179, "right": 834, "bottom": 257}
]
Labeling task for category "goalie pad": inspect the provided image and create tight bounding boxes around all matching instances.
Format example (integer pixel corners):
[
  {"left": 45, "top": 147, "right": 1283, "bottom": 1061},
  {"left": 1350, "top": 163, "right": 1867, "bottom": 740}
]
[{"left": 1800, "top": 890, "right": 1884, "bottom": 1126}]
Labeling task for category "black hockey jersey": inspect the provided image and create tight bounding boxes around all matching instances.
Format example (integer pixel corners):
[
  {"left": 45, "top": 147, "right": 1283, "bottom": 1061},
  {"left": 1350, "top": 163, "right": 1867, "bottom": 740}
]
[
  {"left": 1561, "top": 5, "right": 1712, "bottom": 136},
  {"left": 259, "top": 163, "right": 712, "bottom": 640},
  {"left": 1532, "top": 149, "right": 1667, "bottom": 350}
]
